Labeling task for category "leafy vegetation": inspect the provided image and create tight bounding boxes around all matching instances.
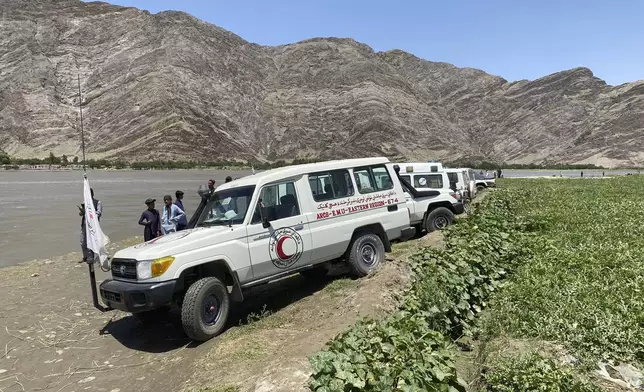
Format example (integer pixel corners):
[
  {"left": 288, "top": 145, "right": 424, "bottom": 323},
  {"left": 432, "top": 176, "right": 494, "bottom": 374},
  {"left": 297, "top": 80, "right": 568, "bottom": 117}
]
[
  {"left": 311, "top": 176, "right": 644, "bottom": 390},
  {"left": 444, "top": 159, "right": 608, "bottom": 170},
  {"left": 4, "top": 153, "right": 323, "bottom": 170},
  {"left": 482, "top": 177, "right": 644, "bottom": 366},
  {"left": 0, "top": 147, "right": 10, "bottom": 164},
  {"left": 482, "top": 352, "right": 603, "bottom": 392},
  {"left": 309, "top": 190, "right": 535, "bottom": 391}
]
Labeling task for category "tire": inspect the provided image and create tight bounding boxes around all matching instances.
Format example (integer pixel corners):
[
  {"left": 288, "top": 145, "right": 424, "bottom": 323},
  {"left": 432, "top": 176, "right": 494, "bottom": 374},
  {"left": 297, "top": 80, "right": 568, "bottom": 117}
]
[
  {"left": 299, "top": 264, "right": 328, "bottom": 279},
  {"left": 347, "top": 233, "right": 385, "bottom": 278},
  {"left": 132, "top": 306, "right": 170, "bottom": 324},
  {"left": 424, "top": 207, "right": 455, "bottom": 232},
  {"left": 477, "top": 185, "right": 486, "bottom": 192},
  {"left": 181, "top": 277, "right": 230, "bottom": 342}
]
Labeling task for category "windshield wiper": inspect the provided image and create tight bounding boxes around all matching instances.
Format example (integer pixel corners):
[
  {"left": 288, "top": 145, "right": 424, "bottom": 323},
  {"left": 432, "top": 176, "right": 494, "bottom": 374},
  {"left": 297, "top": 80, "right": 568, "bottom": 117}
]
[{"left": 198, "top": 220, "right": 229, "bottom": 227}]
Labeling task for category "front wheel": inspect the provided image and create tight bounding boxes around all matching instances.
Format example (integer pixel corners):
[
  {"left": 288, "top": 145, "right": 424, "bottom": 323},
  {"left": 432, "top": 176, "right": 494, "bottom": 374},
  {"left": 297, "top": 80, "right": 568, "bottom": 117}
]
[
  {"left": 425, "top": 207, "right": 455, "bottom": 232},
  {"left": 347, "top": 233, "right": 385, "bottom": 278},
  {"left": 181, "top": 277, "right": 230, "bottom": 341}
]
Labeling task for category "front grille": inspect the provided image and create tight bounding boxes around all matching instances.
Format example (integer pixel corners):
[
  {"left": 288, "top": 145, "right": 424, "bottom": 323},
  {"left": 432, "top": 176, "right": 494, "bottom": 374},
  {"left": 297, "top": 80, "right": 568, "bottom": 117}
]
[{"left": 111, "top": 258, "right": 137, "bottom": 279}]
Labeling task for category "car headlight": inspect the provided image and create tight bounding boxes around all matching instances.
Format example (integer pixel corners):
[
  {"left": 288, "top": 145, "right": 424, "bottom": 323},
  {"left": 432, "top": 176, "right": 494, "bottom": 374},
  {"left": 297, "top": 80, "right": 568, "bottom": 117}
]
[
  {"left": 136, "top": 260, "right": 152, "bottom": 280},
  {"left": 136, "top": 256, "right": 175, "bottom": 280}
]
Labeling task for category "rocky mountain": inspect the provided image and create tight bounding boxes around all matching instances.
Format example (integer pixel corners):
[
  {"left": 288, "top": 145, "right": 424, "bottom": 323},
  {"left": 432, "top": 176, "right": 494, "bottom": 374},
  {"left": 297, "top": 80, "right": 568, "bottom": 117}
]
[{"left": 2, "top": 0, "right": 644, "bottom": 167}]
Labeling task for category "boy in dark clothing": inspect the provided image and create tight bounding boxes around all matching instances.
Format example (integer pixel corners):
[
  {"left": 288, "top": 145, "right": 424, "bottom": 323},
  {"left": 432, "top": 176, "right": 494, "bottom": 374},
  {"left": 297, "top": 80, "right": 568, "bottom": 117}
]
[
  {"left": 139, "top": 198, "right": 161, "bottom": 241},
  {"left": 174, "top": 190, "right": 188, "bottom": 231}
]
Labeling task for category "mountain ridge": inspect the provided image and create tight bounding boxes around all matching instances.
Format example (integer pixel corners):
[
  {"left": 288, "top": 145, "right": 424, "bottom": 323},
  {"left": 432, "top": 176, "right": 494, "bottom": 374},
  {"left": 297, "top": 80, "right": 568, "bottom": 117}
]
[{"left": 1, "top": 0, "right": 643, "bottom": 167}]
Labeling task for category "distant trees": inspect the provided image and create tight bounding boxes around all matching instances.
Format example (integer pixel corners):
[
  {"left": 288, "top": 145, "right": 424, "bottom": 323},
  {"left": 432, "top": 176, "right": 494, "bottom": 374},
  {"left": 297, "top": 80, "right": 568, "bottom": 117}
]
[
  {"left": 0, "top": 148, "right": 10, "bottom": 165},
  {"left": 73, "top": 156, "right": 79, "bottom": 164},
  {"left": 444, "top": 159, "right": 607, "bottom": 171},
  {"left": 61, "top": 154, "right": 68, "bottom": 166}
]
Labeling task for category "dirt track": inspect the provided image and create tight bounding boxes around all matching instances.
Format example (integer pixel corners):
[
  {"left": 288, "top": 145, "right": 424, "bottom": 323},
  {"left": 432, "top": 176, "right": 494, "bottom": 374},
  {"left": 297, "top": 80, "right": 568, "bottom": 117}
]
[{"left": 0, "top": 229, "right": 445, "bottom": 392}]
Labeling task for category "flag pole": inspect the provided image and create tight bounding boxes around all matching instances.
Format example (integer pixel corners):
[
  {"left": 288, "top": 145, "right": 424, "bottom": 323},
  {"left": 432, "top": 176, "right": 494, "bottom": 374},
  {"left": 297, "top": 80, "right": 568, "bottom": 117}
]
[{"left": 78, "top": 74, "right": 109, "bottom": 312}]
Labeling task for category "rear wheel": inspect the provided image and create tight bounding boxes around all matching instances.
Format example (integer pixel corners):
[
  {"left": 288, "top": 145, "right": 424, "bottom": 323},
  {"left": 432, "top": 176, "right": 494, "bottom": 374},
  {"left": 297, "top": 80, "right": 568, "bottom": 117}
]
[
  {"left": 424, "top": 207, "right": 455, "bottom": 232},
  {"left": 347, "top": 233, "right": 385, "bottom": 278},
  {"left": 181, "top": 277, "right": 230, "bottom": 341}
]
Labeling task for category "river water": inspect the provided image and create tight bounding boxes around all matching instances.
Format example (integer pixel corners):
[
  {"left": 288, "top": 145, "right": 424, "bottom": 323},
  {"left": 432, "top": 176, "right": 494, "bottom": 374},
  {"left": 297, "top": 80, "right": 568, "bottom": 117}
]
[
  {"left": 0, "top": 168, "right": 635, "bottom": 267},
  {"left": 0, "top": 169, "right": 250, "bottom": 267}
]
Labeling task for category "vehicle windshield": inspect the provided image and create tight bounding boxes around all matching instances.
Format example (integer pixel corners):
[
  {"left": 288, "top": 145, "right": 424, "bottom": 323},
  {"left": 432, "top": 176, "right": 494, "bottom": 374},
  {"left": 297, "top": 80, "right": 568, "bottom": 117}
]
[{"left": 196, "top": 186, "right": 256, "bottom": 227}]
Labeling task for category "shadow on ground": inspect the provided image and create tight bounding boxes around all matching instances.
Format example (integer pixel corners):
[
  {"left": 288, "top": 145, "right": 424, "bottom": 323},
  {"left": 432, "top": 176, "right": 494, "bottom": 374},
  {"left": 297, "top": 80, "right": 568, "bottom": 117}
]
[{"left": 100, "top": 268, "right": 354, "bottom": 352}]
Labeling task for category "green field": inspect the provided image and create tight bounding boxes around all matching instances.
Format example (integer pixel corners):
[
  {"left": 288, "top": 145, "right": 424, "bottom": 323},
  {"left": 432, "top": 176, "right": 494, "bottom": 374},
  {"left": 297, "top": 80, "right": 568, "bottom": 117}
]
[{"left": 310, "top": 177, "right": 644, "bottom": 391}]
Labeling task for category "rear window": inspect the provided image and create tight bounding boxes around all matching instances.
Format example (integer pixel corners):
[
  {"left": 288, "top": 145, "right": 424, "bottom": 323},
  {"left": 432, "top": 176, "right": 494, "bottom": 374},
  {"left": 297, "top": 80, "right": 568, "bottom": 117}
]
[
  {"left": 308, "top": 169, "right": 354, "bottom": 201},
  {"left": 414, "top": 174, "right": 443, "bottom": 189}
]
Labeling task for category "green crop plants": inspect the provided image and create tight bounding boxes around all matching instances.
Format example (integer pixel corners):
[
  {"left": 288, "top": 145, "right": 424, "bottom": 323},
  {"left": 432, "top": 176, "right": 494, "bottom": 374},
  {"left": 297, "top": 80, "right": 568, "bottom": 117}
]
[
  {"left": 482, "top": 177, "right": 644, "bottom": 367},
  {"left": 482, "top": 352, "right": 603, "bottom": 392},
  {"left": 309, "top": 189, "right": 537, "bottom": 391}
]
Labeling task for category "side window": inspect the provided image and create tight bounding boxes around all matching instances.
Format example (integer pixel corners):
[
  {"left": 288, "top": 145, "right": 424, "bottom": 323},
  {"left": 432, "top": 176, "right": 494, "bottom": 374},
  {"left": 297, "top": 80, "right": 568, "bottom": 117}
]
[
  {"left": 399, "top": 175, "right": 411, "bottom": 184},
  {"left": 308, "top": 169, "right": 354, "bottom": 201},
  {"left": 353, "top": 165, "right": 394, "bottom": 194},
  {"left": 447, "top": 172, "right": 458, "bottom": 185},
  {"left": 251, "top": 181, "right": 300, "bottom": 224},
  {"left": 372, "top": 166, "right": 394, "bottom": 190},
  {"left": 414, "top": 174, "right": 443, "bottom": 189}
]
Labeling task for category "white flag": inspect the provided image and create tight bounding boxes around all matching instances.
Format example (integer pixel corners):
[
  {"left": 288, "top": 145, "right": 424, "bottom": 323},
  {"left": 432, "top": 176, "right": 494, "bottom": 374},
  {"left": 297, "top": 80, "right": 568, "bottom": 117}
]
[{"left": 83, "top": 176, "right": 110, "bottom": 269}]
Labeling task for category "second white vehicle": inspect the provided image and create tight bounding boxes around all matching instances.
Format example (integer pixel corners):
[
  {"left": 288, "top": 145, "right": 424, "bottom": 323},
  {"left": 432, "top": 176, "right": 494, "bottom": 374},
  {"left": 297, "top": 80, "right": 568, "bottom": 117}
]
[{"left": 389, "top": 163, "right": 465, "bottom": 232}]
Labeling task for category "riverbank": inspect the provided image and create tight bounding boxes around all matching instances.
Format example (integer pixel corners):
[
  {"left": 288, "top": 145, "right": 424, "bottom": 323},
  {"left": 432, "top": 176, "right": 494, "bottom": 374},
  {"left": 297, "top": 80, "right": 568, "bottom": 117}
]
[{"left": 0, "top": 226, "right": 449, "bottom": 392}]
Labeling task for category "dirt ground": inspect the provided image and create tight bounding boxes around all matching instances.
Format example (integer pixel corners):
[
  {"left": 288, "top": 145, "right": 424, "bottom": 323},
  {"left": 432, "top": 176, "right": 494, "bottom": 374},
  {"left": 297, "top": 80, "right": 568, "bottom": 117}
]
[{"left": 0, "top": 227, "right": 445, "bottom": 392}]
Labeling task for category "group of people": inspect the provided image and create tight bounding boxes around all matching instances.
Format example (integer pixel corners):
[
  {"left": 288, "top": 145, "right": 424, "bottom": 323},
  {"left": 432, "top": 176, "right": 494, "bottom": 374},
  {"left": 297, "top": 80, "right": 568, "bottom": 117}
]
[
  {"left": 137, "top": 175, "right": 234, "bottom": 241},
  {"left": 79, "top": 175, "right": 236, "bottom": 261},
  {"left": 138, "top": 191, "right": 188, "bottom": 241}
]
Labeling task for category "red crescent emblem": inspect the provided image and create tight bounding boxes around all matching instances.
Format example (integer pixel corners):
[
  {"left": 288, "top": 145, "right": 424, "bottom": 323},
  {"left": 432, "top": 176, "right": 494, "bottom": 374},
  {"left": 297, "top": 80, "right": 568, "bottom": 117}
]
[
  {"left": 276, "top": 236, "right": 291, "bottom": 259},
  {"left": 268, "top": 227, "right": 303, "bottom": 269}
]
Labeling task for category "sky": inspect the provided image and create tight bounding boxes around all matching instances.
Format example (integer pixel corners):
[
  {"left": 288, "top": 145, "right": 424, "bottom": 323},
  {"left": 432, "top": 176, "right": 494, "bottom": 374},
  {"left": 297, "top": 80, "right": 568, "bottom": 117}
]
[{"left": 100, "top": 0, "right": 644, "bottom": 85}]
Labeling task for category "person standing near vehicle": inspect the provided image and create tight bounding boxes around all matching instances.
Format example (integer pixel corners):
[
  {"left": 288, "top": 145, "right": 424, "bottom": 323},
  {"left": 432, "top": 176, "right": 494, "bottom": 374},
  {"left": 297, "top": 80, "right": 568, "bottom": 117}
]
[
  {"left": 174, "top": 190, "right": 188, "bottom": 231},
  {"left": 161, "top": 194, "right": 185, "bottom": 234},
  {"left": 79, "top": 188, "right": 102, "bottom": 263},
  {"left": 139, "top": 198, "right": 162, "bottom": 241}
]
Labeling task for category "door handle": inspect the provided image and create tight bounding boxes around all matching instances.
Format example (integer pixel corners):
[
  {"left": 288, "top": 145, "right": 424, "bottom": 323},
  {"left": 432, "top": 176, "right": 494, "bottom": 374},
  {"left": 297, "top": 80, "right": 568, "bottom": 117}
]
[
  {"left": 387, "top": 205, "right": 398, "bottom": 212},
  {"left": 293, "top": 225, "right": 304, "bottom": 231},
  {"left": 254, "top": 234, "right": 271, "bottom": 241}
]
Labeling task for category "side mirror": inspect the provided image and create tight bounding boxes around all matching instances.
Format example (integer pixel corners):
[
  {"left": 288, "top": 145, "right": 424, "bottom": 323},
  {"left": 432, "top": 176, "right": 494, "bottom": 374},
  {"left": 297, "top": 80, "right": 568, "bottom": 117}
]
[{"left": 258, "top": 198, "right": 271, "bottom": 229}]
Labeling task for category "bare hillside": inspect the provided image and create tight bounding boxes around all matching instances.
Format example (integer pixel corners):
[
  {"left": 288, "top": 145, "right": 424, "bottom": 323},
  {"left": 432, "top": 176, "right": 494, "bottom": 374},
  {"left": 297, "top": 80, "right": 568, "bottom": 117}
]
[{"left": 1, "top": 0, "right": 643, "bottom": 167}]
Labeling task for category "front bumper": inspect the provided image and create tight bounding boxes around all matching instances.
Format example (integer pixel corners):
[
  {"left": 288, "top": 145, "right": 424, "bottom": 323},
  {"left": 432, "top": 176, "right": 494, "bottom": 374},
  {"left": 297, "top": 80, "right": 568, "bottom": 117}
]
[
  {"left": 453, "top": 202, "right": 465, "bottom": 215},
  {"left": 99, "top": 279, "right": 176, "bottom": 313}
]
